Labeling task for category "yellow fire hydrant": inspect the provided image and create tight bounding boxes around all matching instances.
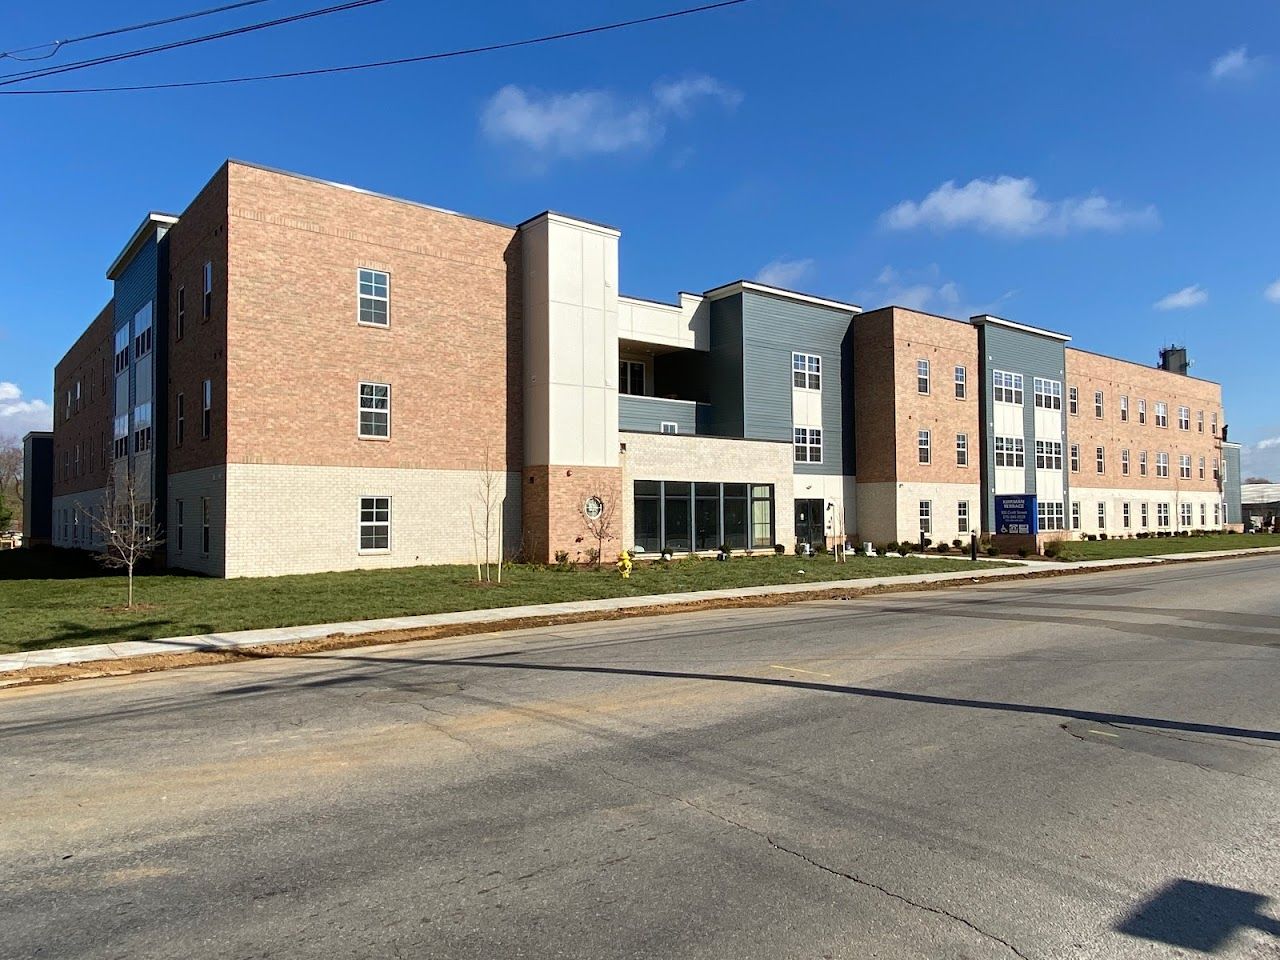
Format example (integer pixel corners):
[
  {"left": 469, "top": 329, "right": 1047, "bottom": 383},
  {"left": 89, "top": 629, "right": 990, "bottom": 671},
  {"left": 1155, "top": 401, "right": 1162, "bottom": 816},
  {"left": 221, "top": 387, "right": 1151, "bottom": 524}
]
[{"left": 616, "top": 550, "right": 633, "bottom": 579}]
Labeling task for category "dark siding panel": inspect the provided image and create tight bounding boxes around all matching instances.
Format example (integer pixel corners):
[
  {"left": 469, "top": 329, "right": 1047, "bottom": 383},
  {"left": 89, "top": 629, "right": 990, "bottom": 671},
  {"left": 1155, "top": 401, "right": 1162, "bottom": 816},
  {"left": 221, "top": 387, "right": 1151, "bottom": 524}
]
[{"left": 704, "top": 295, "right": 744, "bottom": 437}]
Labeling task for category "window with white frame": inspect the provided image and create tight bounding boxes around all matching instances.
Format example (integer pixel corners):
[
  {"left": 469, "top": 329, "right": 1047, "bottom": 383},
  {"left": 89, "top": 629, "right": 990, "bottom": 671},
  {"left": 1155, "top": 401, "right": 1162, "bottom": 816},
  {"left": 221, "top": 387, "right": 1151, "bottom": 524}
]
[
  {"left": 202, "top": 379, "right": 212, "bottom": 438},
  {"left": 993, "top": 370, "right": 1023, "bottom": 404},
  {"left": 1034, "top": 378, "right": 1062, "bottom": 410},
  {"left": 203, "top": 261, "right": 213, "bottom": 320},
  {"left": 954, "top": 365, "right": 966, "bottom": 399},
  {"left": 1097, "top": 502, "right": 1106, "bottom": 528},
  {"left": 113, "top": 325, "right": 129, "bottom": 376},
  {"left": 1179, "top": 454, "right": 1192, "bottom": 479},
  {"left": 1139, "top": 450, "right": 1149, "bottom": 477},
  {"left": 917, "top": 429, "right": 931, "bottom": 464},
  {"left": 994, "top": 436, "right": 1025, "bottom": 467},
  {"left": 660, "top": 421, "right": 678, "bottom": 435},
  {"left": 1068, "top": 386, "right": 1078, "bottom": 415},
  {"left": 916, "top": 359, "right": 930, "bottom": 394},
  {"left": 1213, "top": 458, "right": 1220, "bottom": 481},
  {"left": 1096, "top": 446, "right": 1105, "bottom": 474},
  {"left": 1211, "top": 412, "right": 1218, "bottom": 436},
  {"left": 620, "top": 360, "right": 646, "bottom": 396},
  {"left": 1120, "top": 395, "right": 1129, "bottom": 422},
  {"left": 1094, "top": 390, "right": 1104, "bottom": 419},
  {"left": 958, "top": 500, "right": 969, "bottom": 533},
  {"left": 1155, "top": 401, "right": 1168, "bottom": 428},
  {"left": 358, "top": 382, "right": 391, "bottom": 438},
  {"left": 793, "top": 427, "right": 822, "bottom": 463},
  {"left": 1038, "top": 501, "right": 1065, "bottom": 530},
  {"left": 1214, "top": 502, "right": 1220, "bottom": 525},
  {"left": 1035, "top": 440, "right": 1063, "bottom": 470},
  {"left": 1199, "top": 503, "right": 1206, "bottom": 527},
  {"left": 1199, "top": 456, "right": 1205, "bottom": 479},
  {"left": 793, "top": 352, "right": 821, "bottom": 390},
  {"left": 956, "top": 433, "right": 968, "bottom": 466},
  {"left": 1197, "top": 410, "right": 1204, "bottom": 433},
  {"left": 1178, "top": 406, "right": 1190, "bottom": 430},
  {"left": 1157, "top": 502, "right": 1170, "bottom": 527},
  {"left": 1180, "top": 503, "right": 1192, "bottom": 528},
  {"left": 1141, "top": 502, "right": 1149, "bottom": 528},
  {"left": 1156, "top": 452, "right": 1169, "bottom": 478},
  {"left": 1121, "top": 448, "right": 1130, "bottom": 475},
  {"left": 357, "top": 268, "right": 390, "bottom": 326},
  {"left": 1070, "top": 443, "right": 1080, "bottom": 473},
  {"left": 359, "top": 496, "right": 391, "bottom": 551},
  {"left": 1117, "top": 501, "right": 1129, "bottom": 528},
  {"left": 919, "top": 500, "right": 932, "bottom": 534},
  {"left": 1138, "top": 398, "right": 1147, "bottom": 424},
  {"left": 1071, "top": 501, "right": 1081, "bottom": 530}
]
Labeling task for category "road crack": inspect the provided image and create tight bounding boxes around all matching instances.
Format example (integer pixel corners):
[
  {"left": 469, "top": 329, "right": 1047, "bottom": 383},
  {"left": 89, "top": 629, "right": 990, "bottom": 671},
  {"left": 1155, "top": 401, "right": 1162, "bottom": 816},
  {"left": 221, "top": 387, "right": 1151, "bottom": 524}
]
[{"left": 590, "top": 766, "right": 1030, "bottom": 959}]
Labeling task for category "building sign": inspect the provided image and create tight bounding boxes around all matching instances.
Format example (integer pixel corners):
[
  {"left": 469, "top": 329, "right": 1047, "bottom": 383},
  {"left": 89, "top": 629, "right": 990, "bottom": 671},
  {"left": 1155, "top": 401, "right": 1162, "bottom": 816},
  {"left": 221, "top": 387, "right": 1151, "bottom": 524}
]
[{"left": 995, "top": 494, "right": 1038, "bottom": 535}]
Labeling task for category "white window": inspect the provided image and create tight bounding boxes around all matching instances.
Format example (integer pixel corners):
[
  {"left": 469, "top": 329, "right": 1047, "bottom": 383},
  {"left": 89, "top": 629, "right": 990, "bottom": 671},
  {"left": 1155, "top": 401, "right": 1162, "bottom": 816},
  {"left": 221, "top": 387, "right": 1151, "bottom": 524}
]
[
  {"left": 1213, "top": 458, "right": 1220, "bottom": 481},
  {"left": 1035, "top": 440, "right": 1063, "bottom": 471},
  {"left": 1121, "top": 449, "right": 1130, "bottom": 476},
  {"left": 1178, "top": 406, "right": 1190, "bottom": 431},
  {"left": 133, "top": 302, "right": 154, "bottom": 358},
  {"left": 1096, "top": 446, "right": 1105, "bottom": 474},
  {"left": 958, "top": 500, "right": 969, "bottom": 533},
  {"left": 1200, "top": 503, "right": 1206, "bottom": 527},
  {"left": 660, "top": 421, "right": 678, "bottom": 435},
  {"left": 793, "top": 352, "right": 821, "bottom": 390},
  {"left": 620, "top": 360, "right": 645, "bottom": 396},
  {"left": 357, "top": 268, "right": 390, "bottom": 326},
  {"left": 1179, "top": 454, "right": 1192, "bottom": 480},
  {"left": 1141, "top": 502, "right": 1149, "bottom": 528},
  {"left": 1138, "top": 398, "right": 1147, "bottom": 424},
  {"left": 954, "top": 365, "right": 966, "bottom": 399},
  {"left": 203, "top": 261, "right": 213, "bottom": 319},
  {"left": 919, "top": 500, "right": 932, "bottom": 534},
  {"left": 1038, "top": 501, "right": 1065, "bottom": 531},
  {"left": 1197, "top": 410, "right": 1204, "bottom": 433},
  {"left": 1122, "top": 502, "right": 1131, "bottom": 528},
  {"left": 202, "top": 379, "right": 212, "bottom": 438},
  {"left": 1199, "top": 456, "right": 1205, "bottom": 480},
  {"left": 1139, "top": 450, "right": 1148, "bottom": 477},
  {"left": 1070, "top": 443, "right": 1080, "bottom": 473},
  {"left": 1068, "top": 386, "right": 1078, "bottom": 415},
  {"left": 994, "top": 436, "right": 1025, "bottom": 468},
  {"left": 1071, "top": 501, "right": 1081, "bottom": 530},
  {"left": 917, "top": 429, "right": 931, "bottom": 464},
  {"left": 1156, "top": 452, "right": 1169, "bottom": 478},
  {"left": 360, "top": 496, "right": 391, "bottom": 552},
  {"left": 793, "top": 427, "right": 822, "bottom": 463},
  {"left": 358, "top": 382, "right": 391, "bottom": 438},
  {"left": 993, "top": 370, "right": 1023, "bottom": 404},
  {"left": 1097, "top": 502, "right": 1106, "bottom": 529},
  {"left": 1034, "top": 378, "right": 1062, "bottom": 410},
  {"left": 1180, "top": 503, "right": 1193, "bottom": 528},
  {"left": 956, "top": 433, "right": 968, "bottom": 466},
  {"left": 1211, "top": 413, "right": 1218, "bottom": 436},
  {"left": 133, "top": 402, "right": 153, "bottom": 453},
  {"left": 1157, "top": 502, "right": 1170, "bottom": 527},
  {"left": 916, "top": 359, "right": 930, "bottom": 394},
  {"left": 1214, "top": 502, "right": 1220, "bottom": 525},
  {"left": 1155, "top": 401, "right": 1168, "bottom": 428},
  {"left": 114, "top": 325, "right": 130, "bottom": 376},
  {"left": 1120, "top": 395, "right": 1129, "bottom": 422},
  {"left": 1094, "top": 390, "right": 1104, "bottom": 419}
]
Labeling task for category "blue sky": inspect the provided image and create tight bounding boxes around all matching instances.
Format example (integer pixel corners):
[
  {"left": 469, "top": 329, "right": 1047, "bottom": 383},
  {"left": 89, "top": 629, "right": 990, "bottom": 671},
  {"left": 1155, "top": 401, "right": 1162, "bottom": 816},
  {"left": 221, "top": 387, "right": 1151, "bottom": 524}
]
[{"left": 2, "top": 0, "right": 1277, "bottom": 474}]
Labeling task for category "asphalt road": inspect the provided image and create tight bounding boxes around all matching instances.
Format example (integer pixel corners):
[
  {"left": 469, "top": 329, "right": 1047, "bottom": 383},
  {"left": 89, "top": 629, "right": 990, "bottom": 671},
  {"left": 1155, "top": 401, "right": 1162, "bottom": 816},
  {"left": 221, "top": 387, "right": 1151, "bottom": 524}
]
[{"left": 2, "top": 556, "right": 1279, "bottom": 959}]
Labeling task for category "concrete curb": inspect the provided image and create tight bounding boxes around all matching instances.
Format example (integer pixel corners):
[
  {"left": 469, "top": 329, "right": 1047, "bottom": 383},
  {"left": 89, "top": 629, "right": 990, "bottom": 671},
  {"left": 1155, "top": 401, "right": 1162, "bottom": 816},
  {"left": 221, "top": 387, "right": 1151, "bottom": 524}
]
[{"left": 3, "top": 545, "right": 1278, "bottom": 675}]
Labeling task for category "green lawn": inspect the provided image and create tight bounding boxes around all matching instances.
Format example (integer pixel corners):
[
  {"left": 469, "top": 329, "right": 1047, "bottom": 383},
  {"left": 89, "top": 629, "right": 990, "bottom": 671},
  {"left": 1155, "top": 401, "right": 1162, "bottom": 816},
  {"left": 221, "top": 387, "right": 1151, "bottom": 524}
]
[
  {"left": 1053, "top": 532, "right": 1280, "bottom": 562},
  {"left": 0, "top": 550, "right": 1003, "bottom": 655}
]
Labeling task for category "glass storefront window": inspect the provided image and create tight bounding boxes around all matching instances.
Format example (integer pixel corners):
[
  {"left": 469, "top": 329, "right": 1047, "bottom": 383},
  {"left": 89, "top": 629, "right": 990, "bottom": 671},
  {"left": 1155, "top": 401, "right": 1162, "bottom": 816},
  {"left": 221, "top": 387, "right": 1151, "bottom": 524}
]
[
  {"left": 634, "top": 481, "right": 660, "bottom": 553},
  {"left": 695, "top": 482, "right": 720, "bottom": 550},
  {"left": 633, "top": 480, "right": 774, "bottom": 554},
  {"left": 663, "top": 482, "right": 692, "bottom": 551},
  {"left": 723, "top": 483, "right": 748, "bottom": 549},
  {"left": 750, "top": 484, "right": 773, "bottom": 547}
]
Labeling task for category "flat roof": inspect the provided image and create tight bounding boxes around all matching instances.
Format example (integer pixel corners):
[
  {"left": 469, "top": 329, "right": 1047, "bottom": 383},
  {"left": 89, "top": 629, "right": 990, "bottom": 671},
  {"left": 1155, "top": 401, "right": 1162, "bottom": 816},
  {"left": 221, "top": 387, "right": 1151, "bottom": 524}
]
[
  {"left": 703, "top": 279, "right": 861, "bottom": 314},
  {"left": 1063, "top": 345, "right": 1221, "bottom": 386},
  {"left": 970, "top": 313, "right": 1072, "bottom": 342},
  {"left": 106, "top": 213, "right": 179, "bottom": 281}
]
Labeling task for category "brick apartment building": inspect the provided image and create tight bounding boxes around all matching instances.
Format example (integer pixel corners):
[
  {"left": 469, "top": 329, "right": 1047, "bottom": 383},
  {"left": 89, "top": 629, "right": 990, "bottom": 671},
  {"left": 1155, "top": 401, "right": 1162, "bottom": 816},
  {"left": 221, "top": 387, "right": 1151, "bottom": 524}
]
[{"left": 47, "top": 160, "right": 1244, "bottom": 577}]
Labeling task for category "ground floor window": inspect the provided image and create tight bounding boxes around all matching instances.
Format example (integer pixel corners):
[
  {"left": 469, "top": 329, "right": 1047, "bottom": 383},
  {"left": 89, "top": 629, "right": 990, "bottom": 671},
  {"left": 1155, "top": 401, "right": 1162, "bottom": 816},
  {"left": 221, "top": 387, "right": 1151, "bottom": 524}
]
[
  {"left": 1038, "top": 501, "right": 1065, "bottom": 531},
  {"left": 176, "top": 500, "right": 184, "bottom": 552},
  {"left": 633, "top": 480, "right": 774, "bottom": 553},
  {"left": 958, "top": 500, "right": 969, "bottom": 533},
  {"left": 1071, "top": 502, "right": 1081, "bottom": 530},
  {"left": 360, "top": 496, "right": 391, "bottom": 551},
  {"left": 1157, "top": 503, "right": 1170, "bottom": 527},
  {"left": 201, "top": 498, "right": 211, "bottom": 554},
  {"left": 1214, "top": 502, "right": 1221, "bottom": 525},
  {"left": 919, "top": 500, "right": 932, "bottom": 534},
  {"left": 1141, "top": 503, "right": 1149, "bottom": 528},
  {"left": 1199, "top": 503, "right": 1206, "bottom": 527},
  {"left": 1097, "top": 503, "right": 1106, "bottom": 528},
  {"left": 1122, "top": 502, "right": 1131, "bottom": 528},
  {"left": 1180, "top": 503, "right": 1193, "bottom": 528}
]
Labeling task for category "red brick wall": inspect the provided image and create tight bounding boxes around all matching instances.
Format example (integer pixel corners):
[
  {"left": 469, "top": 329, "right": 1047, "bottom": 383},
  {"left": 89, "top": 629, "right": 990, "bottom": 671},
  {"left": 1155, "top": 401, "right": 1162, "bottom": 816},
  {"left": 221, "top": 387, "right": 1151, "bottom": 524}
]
[
  {"left": 522, "top": 465, "right": 623, "bottom": 563},
  {"left": 52, "top": 301, "right": 114, "bottom": 497}
]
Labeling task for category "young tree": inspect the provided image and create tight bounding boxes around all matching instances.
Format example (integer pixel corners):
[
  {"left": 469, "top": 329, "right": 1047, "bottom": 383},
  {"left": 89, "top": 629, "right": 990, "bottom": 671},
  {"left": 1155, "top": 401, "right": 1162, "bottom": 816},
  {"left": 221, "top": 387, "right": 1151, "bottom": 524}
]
[
  {"left": 81, "top": 464, "right": 163, "bottom": 608},
  {"left": 581, "top": 493, "right": 618, "bottom": 568},
  {"left": 470, "top": 447, "right": 504, "bottom": 583},
  {"left": 0, "top": 433, "right": 21, "bottom": 530}
]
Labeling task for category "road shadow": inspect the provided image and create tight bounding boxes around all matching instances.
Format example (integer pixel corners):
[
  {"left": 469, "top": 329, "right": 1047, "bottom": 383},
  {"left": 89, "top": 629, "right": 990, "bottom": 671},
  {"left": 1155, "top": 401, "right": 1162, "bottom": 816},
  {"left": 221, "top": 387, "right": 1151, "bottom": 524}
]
[{"left": 1116, "top": 878, "right": 1280, "bottom": 952}]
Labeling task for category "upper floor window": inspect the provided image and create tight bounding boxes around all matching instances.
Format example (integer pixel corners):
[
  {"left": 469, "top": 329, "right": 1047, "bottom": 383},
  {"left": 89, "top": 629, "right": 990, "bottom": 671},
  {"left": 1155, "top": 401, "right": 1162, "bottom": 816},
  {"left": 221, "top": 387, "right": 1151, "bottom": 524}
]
[
  {"left": 176, "top": 393, "right": 185, "bottom": 446},
  {"left": 660, "top": 421, "right": 678, "bottom": 435},
  {"left": 1213, "top": 458, "right": 1220, "bottom": 480},
  {"left": 358, "top": 268, "right": 389, "bottom": 326},
  {"left": 1034, "top": 378, "right": 1062, "bottom": 410},
  {"left": 133, "top": 402, "right": 153, "bottom": 453},
  {"left": 1155, "top": 401, "right": 1168, "bottom": 428},
  {"left": 203, "top": 261, "right": 213, "bottom": 319},
  {"left": 793, "top": 427, "right": 822, "bottom": 463},
  {"left": 917, "top": 429, "right": 931, "bottom": 464},
  {"left": 954, "top": 365, "right": 966, "bottom": 399},
  {"left": 176, "top": 287, "right": 186, "bottom": 340},
  {"left": 916, "top": 359, "right": 930, "bottom": 394},
  {"left": 1199, "top": 456, "right": 1205, "bottom": 480},
  {"left": 1139, "top": 450, "right": 1149, "bottom": 477},
  {"left": 1121, "top": 449, "right": 1130, "bottom": 475},
  {"left": 1068, "top": 386, "right": 1078, "bottom": 415},
  {"left": 993, "top": 370, "right": 1023, "bottom": 405},
  {"left": 1178, "top": 406, "right": 1190, "bottom": 430},
  {"left": 1120, "top": 395, "right": 1129, "bottom": 422},
  {"left": 202, "top": 379, "right": 212, "bottom": 438},
  {"left": 113, "top": 414, "right": 129, "bottom": 460},
  {"left": 1138, "top": 398, "right": 1147, "bottom": 424},
  {"left": 994, "top": 436, "right": 1025, "bottom": 468},
  {"left": 358, "top": 382, "right": 391, "bottom": 438},
  {"left": 113, "top": 325, "right": 129, "bottom": 375},
  {"left": 956, "top": 433, "right": 968, "bottom": 466},
  {"left": 1096, "top": 446, "right": 1105, "bottom": 474},
  {"left": 1211, "top": 413, "right": 1219, "bottom": 436},
  {"left": 1094, "top": 390, "right": 1104, "bottom": 419},
  {"left": 1197, "top": 410, "right": 1204, "bottom": 433},
  {"left": 1070, "top": 443, "right": 1080, "bottom": 473},
  {"left": 1156, "top": 452, "right": 1169, "bottom": 478},
  {"left": 792, "top": 353, "right": 820, "bottom": 390},
  {"left": 1035, "top": 440, "right": 1063, "bottom": 470},
  {"left": 620, "top": 360, "right": 645, "bottom": 396},
  {"left": 133, "top": 302, "right": 154, "bottom": 359},
  {"left": 1179, "top": 454, "right": 1192, "bottom": 479}
]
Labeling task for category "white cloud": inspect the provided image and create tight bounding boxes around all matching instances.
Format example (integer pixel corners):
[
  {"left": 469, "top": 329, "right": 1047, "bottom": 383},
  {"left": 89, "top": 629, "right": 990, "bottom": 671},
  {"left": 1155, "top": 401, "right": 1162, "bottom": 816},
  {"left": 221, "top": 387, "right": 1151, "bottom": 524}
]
[
  {"left": 1257, "top": 437, "right": 1280, "bottom": 450},
  {"left": 755, "top": 258, "right": 815, "bottom": 289},
  {"left": 1242, "top": 436, "right": 1280, "bottom": 481},
  {"left": 0, "top": 381, "right": 52, "bottom": 437},
  {"left": 1265, "top": 278, "right": 1280, "bottom": 303},
  {"left": 481, "top": 74, "right": 741, "bottom": 159},
  {"left": 860, "top": 265, "right": 1015, "bottom": 319},
  {"left": 1210, "top": 46, "right": 1263, "bottom": 81},
  {"left": 882, "top": 176, "right": 1158, "bottom": 237},
  {"left": 1154, "top": 284, "right": 1208, "bottom": 310}
]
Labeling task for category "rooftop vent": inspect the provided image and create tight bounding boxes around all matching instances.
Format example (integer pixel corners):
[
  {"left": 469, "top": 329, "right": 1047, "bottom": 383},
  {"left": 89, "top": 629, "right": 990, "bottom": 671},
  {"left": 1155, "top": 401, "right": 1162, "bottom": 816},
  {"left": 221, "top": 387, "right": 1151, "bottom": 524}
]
[{"left": 1158, "top": 344, "right": 1191, "bottom": 375}]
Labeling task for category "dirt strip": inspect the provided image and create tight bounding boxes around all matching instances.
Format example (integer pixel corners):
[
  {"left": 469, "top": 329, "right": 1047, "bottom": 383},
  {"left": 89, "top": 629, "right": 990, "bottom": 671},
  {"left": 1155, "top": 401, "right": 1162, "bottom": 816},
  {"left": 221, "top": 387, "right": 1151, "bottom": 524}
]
[{"left": 0, "top": 552, "right": 1265, "bottom": 691}]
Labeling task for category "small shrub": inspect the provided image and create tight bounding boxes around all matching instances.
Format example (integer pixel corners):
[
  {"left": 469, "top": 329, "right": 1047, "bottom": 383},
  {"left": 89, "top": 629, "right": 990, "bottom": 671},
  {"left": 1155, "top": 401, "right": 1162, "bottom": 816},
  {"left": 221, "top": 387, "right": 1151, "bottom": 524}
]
[
  {"left": 1100, "top": 533, "right": 1109, "bottom": 541},
  {"left": 816, "top": 542, "right": 829, "bottom": 554},
  {"left": 1043, "top": 541, "right": 1061, "bottom": 558},
  {"left": 1086, "top": 534, "right": 1097, "bottom": 542},
  {"left": 879, "top": 542, "right": 897, "bottom": 557},
  {"left": 986, "top": 546, "right": 1000, "bottom": 557},
  {"left": 952, "top": 539, "right": 963, "bottom": 550},
  {"left": 774, "top": 543, "right": 785, "bottom": 555},
  {"left": 553, "top": 549, "right": 571, "bottom": 568},
  {"left": 935, "top": 542, "right": 949, "bottom": 554},
  {"left": 1017, "top": 547, "right": 1030, "bottom": 558},
  {"left": 794, "top": 542, "right": 806, "bottom": 555},
  {"left": 897, "top": 543, "right": 911, "bottom": 557}
]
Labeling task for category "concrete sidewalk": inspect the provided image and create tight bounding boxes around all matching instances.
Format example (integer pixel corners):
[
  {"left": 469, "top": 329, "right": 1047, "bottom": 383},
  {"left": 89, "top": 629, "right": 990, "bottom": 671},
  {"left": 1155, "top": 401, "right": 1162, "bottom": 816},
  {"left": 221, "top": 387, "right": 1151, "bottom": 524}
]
[{"left": 3, "top": 547, "right": 1277, "bottom": 675}]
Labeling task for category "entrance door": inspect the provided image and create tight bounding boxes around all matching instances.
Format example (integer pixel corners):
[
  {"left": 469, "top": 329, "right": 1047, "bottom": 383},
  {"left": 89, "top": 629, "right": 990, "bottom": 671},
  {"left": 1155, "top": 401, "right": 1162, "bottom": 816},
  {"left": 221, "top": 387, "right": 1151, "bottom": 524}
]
[{"left": 794, "top": 499, "right": 825, "bottom": 547}]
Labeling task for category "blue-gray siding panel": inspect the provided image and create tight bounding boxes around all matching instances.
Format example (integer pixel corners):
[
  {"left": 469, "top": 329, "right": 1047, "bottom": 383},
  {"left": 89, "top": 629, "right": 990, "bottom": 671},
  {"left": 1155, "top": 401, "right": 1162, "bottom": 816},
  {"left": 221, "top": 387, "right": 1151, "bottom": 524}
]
[
  {"left": 740, "top": 292, "right": 853, "bottom": 477},
  {"left": 618, "top": 395, "right": 700, "bottom": 435},
  {"left": 1223, "top": 445, "right": 1242, "bottom": 523},
  {"left": 978, "top": 323, "right": 1070, "bottom": 530}
]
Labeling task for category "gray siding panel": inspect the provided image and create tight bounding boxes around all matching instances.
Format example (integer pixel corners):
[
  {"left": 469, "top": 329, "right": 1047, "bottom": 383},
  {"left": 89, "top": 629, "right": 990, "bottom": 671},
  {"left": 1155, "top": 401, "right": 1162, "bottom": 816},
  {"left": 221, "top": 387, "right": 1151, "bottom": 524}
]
[
  {"left": 618, "top": 395, "right": 699, "bottom": 435},
  {"left": 741, "top": 291, "right": 853, "bottom": 477},
  {"left": 1223, "top": 445, "right": 1242, "bottom": 523}
]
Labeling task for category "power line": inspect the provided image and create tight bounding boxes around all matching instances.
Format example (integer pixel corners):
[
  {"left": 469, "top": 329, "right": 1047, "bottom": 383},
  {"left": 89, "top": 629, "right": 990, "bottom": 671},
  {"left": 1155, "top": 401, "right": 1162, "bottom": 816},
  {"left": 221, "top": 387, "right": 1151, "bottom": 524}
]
[
  {"left": 0, "top": 0, "right": 273, "bottom": 62},
  {"left": 0, "top": 0, "right": 388, "bottom": 86},
  {"left": 0, "top": 0, "right": 749, "bottom": 96}
]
